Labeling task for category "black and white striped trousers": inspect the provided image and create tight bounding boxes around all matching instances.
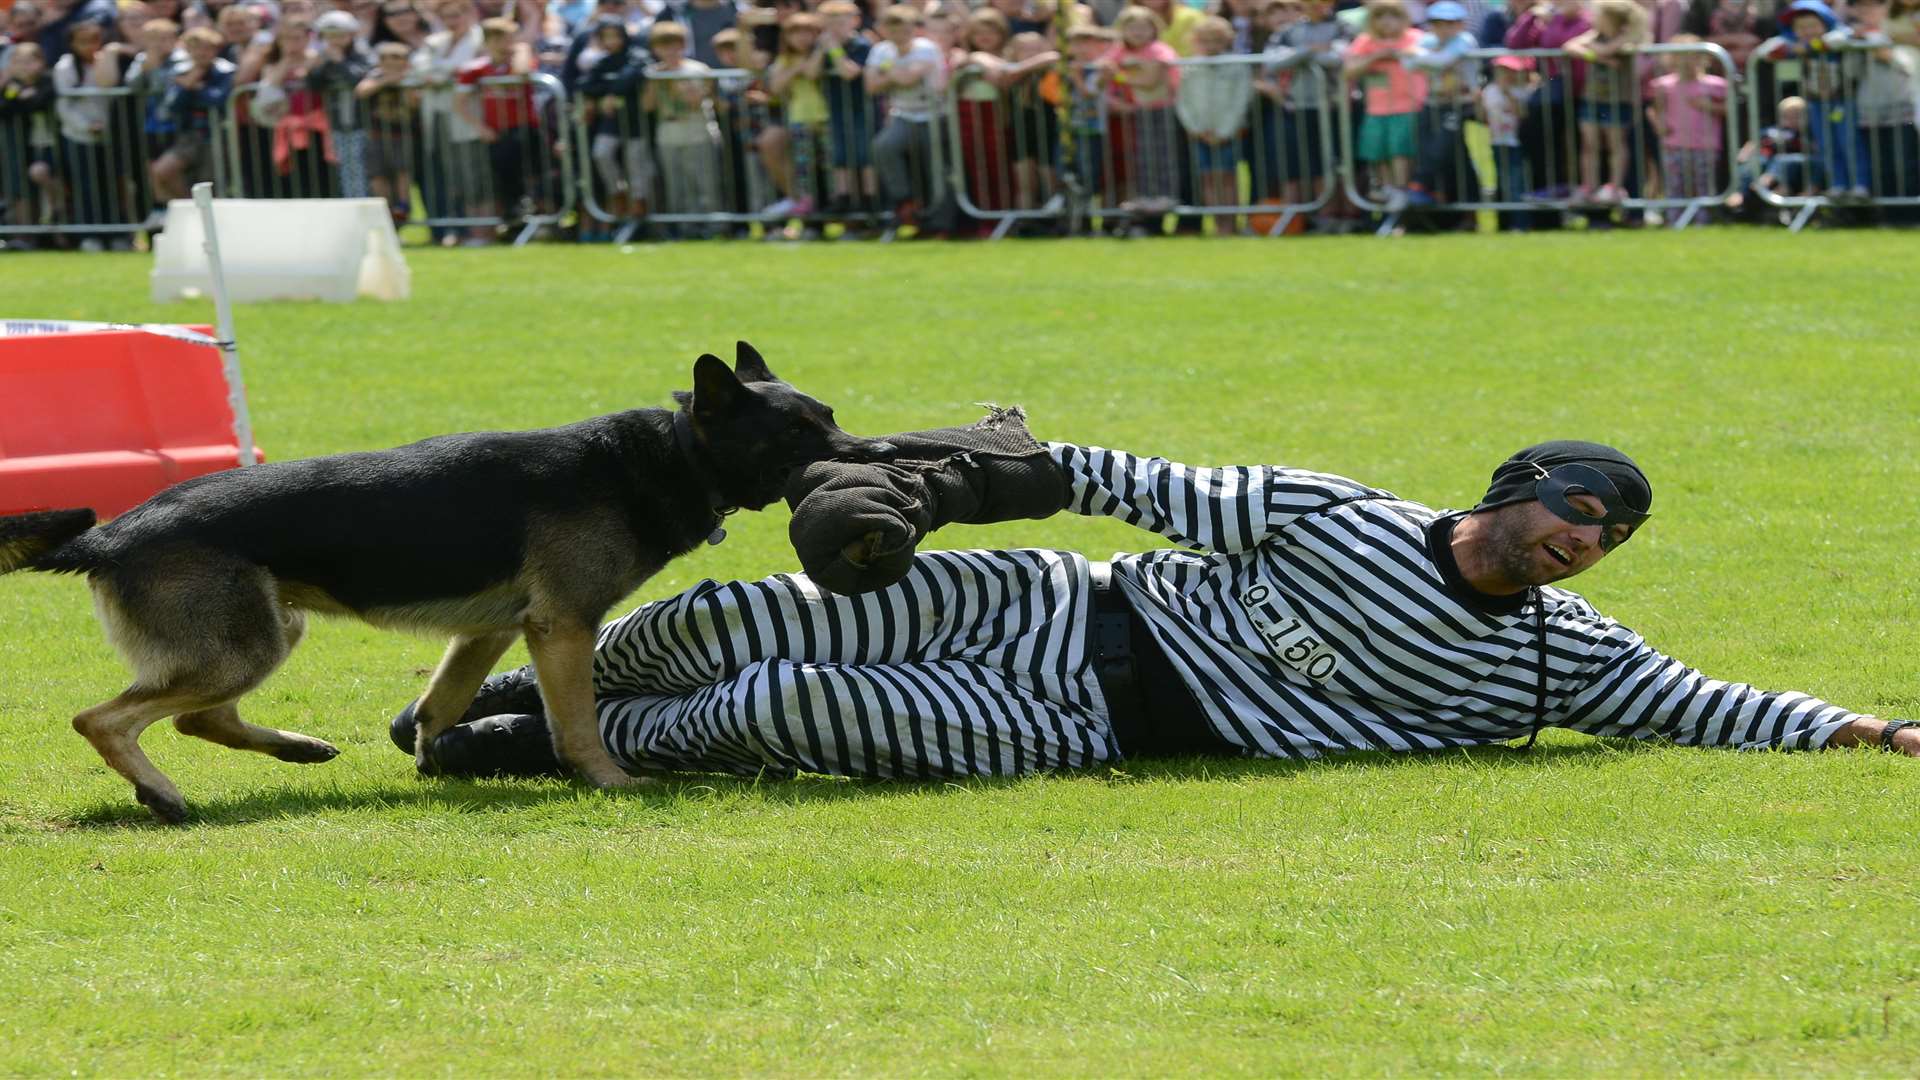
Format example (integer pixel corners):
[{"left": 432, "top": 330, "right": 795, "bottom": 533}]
[{"left": 590, "top": 548, "right": 1118, "bottom": 778}]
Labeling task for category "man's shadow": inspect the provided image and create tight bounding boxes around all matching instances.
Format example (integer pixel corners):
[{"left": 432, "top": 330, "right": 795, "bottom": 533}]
[{"left": 61, "top": 740, "right": 1638, "bottom": 829}]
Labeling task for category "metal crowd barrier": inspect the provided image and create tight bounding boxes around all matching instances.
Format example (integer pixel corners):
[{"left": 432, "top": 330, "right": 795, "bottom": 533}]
[
  {"left": 943, "top": 56, "right": 1340, "bottom": 239},
  {"left": 1338, "top": 42, "right": 1741, "bottom": 234},
  {"left": 574, "top": 66, "right": 943, "bottom": 240},
  {"left": 1742, "top": 37, "right": 1920, "bottom": 231},
  {"left": 0, "top": 84, "right": 152, "bottom": 244},
  {"left": 217, "top": 71, "right": 572, "bottom": 246}
]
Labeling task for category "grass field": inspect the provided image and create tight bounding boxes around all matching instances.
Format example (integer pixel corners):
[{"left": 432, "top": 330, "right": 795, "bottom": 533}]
[{"left": 1, "top": 232, "right": 1918, "bottom": 1076}]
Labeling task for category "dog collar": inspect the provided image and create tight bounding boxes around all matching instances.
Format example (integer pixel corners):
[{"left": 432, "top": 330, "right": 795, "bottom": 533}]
[{"left": 672, "top": 410, "right": 735, "bottom": 546}]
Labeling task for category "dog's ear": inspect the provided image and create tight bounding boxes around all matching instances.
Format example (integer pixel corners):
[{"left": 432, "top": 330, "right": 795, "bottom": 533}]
[
  {"left": 734, "top": 341, "right": 778, "bottom": 384},
  {"left": 691, "top": 353, "right": 744, "bottom": 415}
]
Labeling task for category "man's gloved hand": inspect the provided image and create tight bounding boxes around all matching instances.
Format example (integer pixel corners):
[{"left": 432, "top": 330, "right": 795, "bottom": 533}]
[{"left": 785, "top": 409, "right": 1069, "bottom": 594}]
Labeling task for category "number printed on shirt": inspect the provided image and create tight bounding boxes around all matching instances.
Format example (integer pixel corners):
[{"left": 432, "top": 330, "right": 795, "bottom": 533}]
[{"left": 1236, "top": 583, "right": 1340, "bottom": 683}]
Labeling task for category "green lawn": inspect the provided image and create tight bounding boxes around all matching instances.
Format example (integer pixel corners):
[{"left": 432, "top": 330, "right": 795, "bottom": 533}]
[{"left": 1, "top": 233, "right": 1917, "bottom": 1076}]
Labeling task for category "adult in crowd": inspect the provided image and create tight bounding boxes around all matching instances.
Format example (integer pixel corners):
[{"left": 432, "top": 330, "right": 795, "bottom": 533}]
[
  {"left": 370, "top": 0, "right": 431, "bottom": 49},
  {"left": 392, "top": 419, "right": 1918, "bottom": 780},
  {"left": 35, "top": 0, "right": 120, "bottom": 65}
]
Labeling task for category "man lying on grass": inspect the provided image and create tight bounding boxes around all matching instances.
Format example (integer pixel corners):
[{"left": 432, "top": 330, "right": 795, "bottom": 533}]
[{"left": 392, "top": 422, "right": 1917, "bottom": 777}]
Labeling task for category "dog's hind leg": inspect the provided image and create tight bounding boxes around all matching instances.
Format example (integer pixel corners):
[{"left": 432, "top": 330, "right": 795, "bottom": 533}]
[
  {"left": 72, "top": 688, "right": 210, "bottom": 825},
  {"left": 174, "top": 704, "right": 342, "bottom": 764},
  {"left": 411, "top": 630, "right": 519, "bottom": 774},
  {"left": 523, "top": 615, "right": 644, "bottom": 789}
]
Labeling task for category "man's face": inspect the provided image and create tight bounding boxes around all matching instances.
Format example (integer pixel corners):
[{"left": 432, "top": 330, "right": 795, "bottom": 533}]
[{"left": 1478, "top": 494, "right": 1629, "bottom": 587}]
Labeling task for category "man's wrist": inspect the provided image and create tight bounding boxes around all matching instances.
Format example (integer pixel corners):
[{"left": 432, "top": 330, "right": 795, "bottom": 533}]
[{"left": 1880, "top": 718, "right": 1915, "bottom": 751}]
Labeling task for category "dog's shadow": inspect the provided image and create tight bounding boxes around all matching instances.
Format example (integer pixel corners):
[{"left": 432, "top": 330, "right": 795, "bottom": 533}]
[{"left": 62, "top": 741, "right": 1636, "bottom": 829}]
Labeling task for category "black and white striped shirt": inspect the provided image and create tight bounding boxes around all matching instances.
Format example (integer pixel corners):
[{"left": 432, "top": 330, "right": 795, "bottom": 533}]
[{"left": 1054, "top": 443, "right": 1861, "bottom": 757}]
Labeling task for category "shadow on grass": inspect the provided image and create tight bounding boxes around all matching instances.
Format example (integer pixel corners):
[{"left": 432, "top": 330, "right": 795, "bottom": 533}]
[{"left": 59, "top": 741, "right": 1641, "bottom": 829}]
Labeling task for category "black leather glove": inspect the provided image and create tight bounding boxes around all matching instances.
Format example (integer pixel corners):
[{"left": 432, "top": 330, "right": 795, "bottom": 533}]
[{"left": 785, "top": 409, "right": 1069, "bottom": 594}]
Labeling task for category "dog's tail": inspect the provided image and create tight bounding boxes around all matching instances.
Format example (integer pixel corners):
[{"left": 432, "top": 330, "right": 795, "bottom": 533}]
[{"left": 0, "top": 509, "right": 100, "bottom": 575}]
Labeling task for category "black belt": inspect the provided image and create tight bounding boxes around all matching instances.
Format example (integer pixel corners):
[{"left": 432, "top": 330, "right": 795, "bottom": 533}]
[{"left": 1087, "top": 564, "right": 1231, "bottom": 759}]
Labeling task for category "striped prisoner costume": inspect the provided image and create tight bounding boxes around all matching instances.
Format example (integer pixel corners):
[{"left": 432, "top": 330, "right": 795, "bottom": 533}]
[{"left": 589, "top": 444, "right": 1863, "bottom": 777}]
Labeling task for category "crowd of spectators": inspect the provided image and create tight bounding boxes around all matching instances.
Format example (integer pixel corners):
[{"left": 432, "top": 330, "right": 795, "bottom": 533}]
[{"left": 0, "top": 0, "right": 1916, "bottom": 248}]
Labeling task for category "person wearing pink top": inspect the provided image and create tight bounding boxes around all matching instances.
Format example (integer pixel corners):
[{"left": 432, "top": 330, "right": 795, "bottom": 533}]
[
  {"left": 1102, "top": 5, "right": 1182, "bottom": 219},
  {"left": 1646, "top": 32, "right": 1729, "bottom": 216},
  {"left": 1342, "top": 0, "right": 1427, "bottom": 207}
]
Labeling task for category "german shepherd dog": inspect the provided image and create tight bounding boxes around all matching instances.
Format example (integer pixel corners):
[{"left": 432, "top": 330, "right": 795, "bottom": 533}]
[{"left": 0, "top": 342, "right": 893, "bottom": 824}]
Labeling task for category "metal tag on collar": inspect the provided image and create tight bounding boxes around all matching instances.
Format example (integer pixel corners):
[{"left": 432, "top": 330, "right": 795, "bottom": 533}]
[{"left": 707, "top": 525, "right": 727, "bottom": 546}]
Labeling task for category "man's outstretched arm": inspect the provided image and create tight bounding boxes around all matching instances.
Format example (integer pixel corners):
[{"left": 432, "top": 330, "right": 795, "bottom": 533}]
[
  {"left": 1046, "top": 443, "right": 1381, "bottom": 555},
  {"left": 1551, "top": 610, "right": 1913, "bottom": 754}
]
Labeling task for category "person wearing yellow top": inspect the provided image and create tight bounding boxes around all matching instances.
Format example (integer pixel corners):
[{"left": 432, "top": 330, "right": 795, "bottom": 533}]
[
  {"left": 1140, "top": 0, "right": 1207, "bottom": 55},
  {"left": 770, "top": 13, "right": 831, "bottom": 218}
]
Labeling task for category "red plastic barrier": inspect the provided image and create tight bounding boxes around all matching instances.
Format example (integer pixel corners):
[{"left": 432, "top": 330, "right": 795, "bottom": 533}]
[{"left": 0, "top": 323, "right": 265, "bottom": 518}]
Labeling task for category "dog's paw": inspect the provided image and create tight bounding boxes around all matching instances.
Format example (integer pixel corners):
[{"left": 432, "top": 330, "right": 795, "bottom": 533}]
[
  {"left": 134, "top": 783, "right": 189, "bottom": 826},
  {"left": 414, "top": 749, "right": 441, "bottom": 778},
  {"left": 272, "top": 737, "right": 341, "bottom": 765}
]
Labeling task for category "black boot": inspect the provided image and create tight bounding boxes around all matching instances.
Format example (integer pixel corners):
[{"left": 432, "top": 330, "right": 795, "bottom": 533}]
[
  {"left": 429, "top": 713, "right": 566, "bottom": 779},
  {"left": 389, "top": 665, "right": 544, "bottom": 753}
]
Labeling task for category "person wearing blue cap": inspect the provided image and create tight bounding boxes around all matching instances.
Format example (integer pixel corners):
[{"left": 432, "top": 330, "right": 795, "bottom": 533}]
[
  {"left": 1405, "top": 0, "right": 1481, "bottom": 207},
  {"left": 393, "top": 430, "right": 1917, "bottom": 781}
]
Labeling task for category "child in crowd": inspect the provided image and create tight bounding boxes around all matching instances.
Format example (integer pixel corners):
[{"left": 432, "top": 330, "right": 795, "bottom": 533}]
[
  {"left": 456, "top": 17, "right": 538, "bottom": 242},
  {"left": 817, "top": 1, "right": 876, "bottom": 216},
  {"left": 53, "top": 21, "right": 124, "bottom": 248},
  {"left": 1760, "top": 0, "right": 1866, "bottom": 199},
  {"left": 1728, "top": 94, "right": 1812, "bottom": 213},
  {"left": 954, "top": 8, "right": 1012, "bottom": 215},
  {"left": 127, "top": 17, "right": 182, "bottom": 195},
  {"left": 149, "top": 27, "right": 234, "bottom": 207},
  {"left": 355, "top": 41, "right": 420, "bottom": 228},
  {"left": 1407, "top": 0, "right": 1478, "bottom": 206},
  {"left": 1261, "top": 0, "right": 1348, "bottom": 211},
  {"left": 1479, "top": 53, "right": 1531, "bottom": 217},
  {"left": 864, "top": 4, "right": 947, "bottom": 229},
  {"left": 1566, "top": 0, "right": 1650, "bottom": 205},
  {"left": 310, "top": 11, "right": 375, "bottom": 198},
  {"left": 1064, "top": 23, "right": 1114, "bottom": 200},
  {"left": 578, "top": 18, "right": 651, "bottom": 223},
  {"left": 999, "top": 31, "right": 1061, "bottom": 212},
  {"left": 769, "top": 12, "right": 829, "bottom": 221},
  {"left": 643, "top": 20, "right": 720, "bottom": 223},
  {"left": 1104, "top": 5, "right": 1180, "bottom": 220},
  {"left": 1244, "top": 0, "right": 1294, "bottom": 201},
  {"left": 0, "top": 42, "right": 58, "bottom": 242},
  {"left": 1341, "top": 0, "right": 1425, "bottom": 210},
  {"left": 1851, "top": 0, "right": 1920, "bottom": 200},
  {"left": 710, "top": 29, "right": 757, "bottom": 221},
  {"left": 1175, "top": 15, "right": 1251, "bottom": 232},
  {"left": 1646, "top": 32, "right": 1727, "bottom": 218}
]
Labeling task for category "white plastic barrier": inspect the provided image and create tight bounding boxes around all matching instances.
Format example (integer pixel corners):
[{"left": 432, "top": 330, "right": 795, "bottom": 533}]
[{"left": 150, "top": 198, "right": 410, "bottom": 304}]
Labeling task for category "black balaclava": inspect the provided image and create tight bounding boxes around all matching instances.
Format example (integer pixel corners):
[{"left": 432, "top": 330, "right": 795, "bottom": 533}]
[{"left": 1473, "top": 440, "right": 1653, "bottom": 545}]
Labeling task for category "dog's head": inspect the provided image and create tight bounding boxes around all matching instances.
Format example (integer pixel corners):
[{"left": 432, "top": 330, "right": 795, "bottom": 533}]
[{"left": 675, "top": 341, "right": 896, "bottom": 511}]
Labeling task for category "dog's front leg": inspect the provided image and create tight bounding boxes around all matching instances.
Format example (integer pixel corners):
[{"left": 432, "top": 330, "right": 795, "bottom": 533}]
[
  {"left": 413, "top": 630, "right": 520, "bottom": 774},
  {"left": 522, "top": 615, "right": 645, "bottom": 789}
]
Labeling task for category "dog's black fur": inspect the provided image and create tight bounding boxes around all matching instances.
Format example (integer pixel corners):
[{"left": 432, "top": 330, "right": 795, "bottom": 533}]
[{"left": 0, "top": 342, "right": 893, "bottom": 824}]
